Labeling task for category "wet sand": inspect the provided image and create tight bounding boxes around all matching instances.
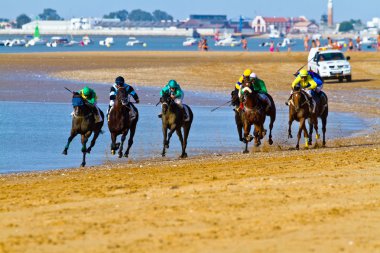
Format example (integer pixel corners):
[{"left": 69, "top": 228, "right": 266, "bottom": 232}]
[{"left": 0, "top": 51, "right": 380, "bottom": 252}]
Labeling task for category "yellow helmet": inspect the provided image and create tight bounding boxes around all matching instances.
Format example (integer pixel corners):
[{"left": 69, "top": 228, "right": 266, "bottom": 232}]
[
  {"left": 243, "top": 69, "right": 252, "bottom": 77},
  {"left": 299, "top": 69, "right": 308, "bottom": 77}
]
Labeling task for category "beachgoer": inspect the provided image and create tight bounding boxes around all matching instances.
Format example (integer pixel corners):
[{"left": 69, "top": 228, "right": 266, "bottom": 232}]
[
  {"left": 316, "top": 38, "right": 321, "bottom": 47},
  {"left": 304, "top": 35, "right": 310, "bottom": 51},
  {"left": 348, "top": 38, "right": 354, "bottom": 51},
  {"left": 269, "top": 41, "right": 274, "bottom": 52},
  {"left": 311, "top": 39, "right": 316, "bottom": 48},
  {"left": 356, "top": 36, "right": 361, "bottom": 51},
  {"left": 241, "top": 37, "right": 248, "bottom": 51},
  {"left": 377, "top": 34, "right": 380, "bottom": 52}
]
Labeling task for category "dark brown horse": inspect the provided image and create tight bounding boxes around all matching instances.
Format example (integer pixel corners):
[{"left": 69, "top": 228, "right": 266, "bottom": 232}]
[
  {"left": 231, "top": 87, "right": 276, "bottom": 152},
  {"left": 308, "top": 91, "right": 328, "bottom": 146},
  {"left": 160, "top": 94, "right": 193, "bottom": 158},
  {"left": 62, "top": 93, "right": 104, "bottom": 167},
  {"left": 108, "top": 87, "right": 139, "bottom": 158},
  {"left": 288, "top": 86, "right": 314, "bottom": 149}
]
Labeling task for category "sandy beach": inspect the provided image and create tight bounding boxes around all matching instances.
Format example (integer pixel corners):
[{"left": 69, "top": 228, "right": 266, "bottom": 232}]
[{"left": 0, "top": 51, "right": 379, "bottom": 252}]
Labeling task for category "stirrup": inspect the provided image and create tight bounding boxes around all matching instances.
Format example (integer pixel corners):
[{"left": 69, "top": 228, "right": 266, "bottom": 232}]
[
  {"left": 158, "top": 114, "right": 162, "bottom": 118},
  {"left": 285, "top": 101, "right": 289, "bottom": 106}
]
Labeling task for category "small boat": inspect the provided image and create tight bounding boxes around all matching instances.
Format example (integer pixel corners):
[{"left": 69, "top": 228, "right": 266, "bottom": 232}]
[
  {"left": 259, "top": 41, "right": 271, "bottom": 47},
  {"left": 46, "top": 37, "right": 69, "bottom": 47},
  {"left": 99, "top": 37, "right": 114, "bottom": 46},
  {"left": 269, "top": 29, "right": 281, "bottom": 39},
  {"left": 7, "top": 39, "right": 27, "bottom": 47},
  {"left": 126, "top": 37, "right": 145, "bottom": 46},
  {"left": 25, "top": 24, "right": 47, "bottom": 47},
  {"left": 277, "top": 38, "right": 296, "bottom": 47},
  {"left": 214, "top": 34, "right": 241, "bottom": 47},
  {"left": 182, "top": 37, "right": 198, "bottom": 46},
  {"left": 81, "top": 35, "right": 92, "bottom": 45}
]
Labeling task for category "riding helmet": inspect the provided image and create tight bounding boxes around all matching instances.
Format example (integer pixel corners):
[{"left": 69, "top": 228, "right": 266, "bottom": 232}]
[
  {"left": 115, "top": 76, "right": 125, "bottom": 85},
  {"left": 299, "top": 69, "right": 308, "bottom": 77},
  {"left": 243, "top": 69, "right": 252, "bottom": 77},
  {"left": 168, "top": 80, "right": 178, "bottom": 89},
  {"left": 83, "top": 86, "right": 91, "bottom": 96}
]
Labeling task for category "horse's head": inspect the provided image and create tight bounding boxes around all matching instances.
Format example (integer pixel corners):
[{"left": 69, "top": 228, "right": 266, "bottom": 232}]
[
  {"left": 72, "top": 93, "right": 86, "bottom": 116},
  {"left": 116, "top": 87, "right": 128, "bottom": 106},
  {"left": 160, "top": 93, "right": 173, "bottom": 114},
  {"left": 242, "top": 88, "right": 259, "bottom": 109},
  {"left": 291, "top": 86, "right": 306, "bottom": 113}
]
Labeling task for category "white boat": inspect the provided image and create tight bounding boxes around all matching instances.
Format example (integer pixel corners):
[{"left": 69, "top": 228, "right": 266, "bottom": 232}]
[
  {"left": 7, "top": 39, "right": 26, "bottom": 47},
  {"left": 126, "top": 37, "right": 145, "bottom": 46},
  {"left": 259, "top": 41, "right": 271, "bottom": 47},
  {"left": 25, "top": 24, "right": 46, "bottom": 47},
  {"left": 81, "top": 35, "right": 92, "bottom": 45},
  {"left": 269, "top": 29, "right": 281, "bottom": 39},
  {"left": 46, "top": 37, "right": 69, "bottom": 47},
  {"left": 182, "top": 37, "right": 198, "bottom": 46},
  {"left": 277, "top": 38, "right": 296, "bottom": 47},
  {"left": 99, "top": 37, "right": 114, "bottom": 46},
  {"left": 214, "top": 35, "right": 241, "bottom": 47}
]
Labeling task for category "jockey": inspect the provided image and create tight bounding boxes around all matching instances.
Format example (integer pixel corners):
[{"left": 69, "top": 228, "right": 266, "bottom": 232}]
[
  {"left": 108, "top": 76, "right": 140, "bottom": 119},
  {"left": 248, "top": 72, "right": 271, "bottom": 113},
  {"left": 287, "top": 69, "right": 319, "bottom": 113},
  {"left": 234, "top": 68, "right": 252, "bottom": 112},
  {"left": 159, "top": 79, "right": 188, "bottom": 120},
  {"left": 78, "top": 86, "right": 103, "bottom": 123}
]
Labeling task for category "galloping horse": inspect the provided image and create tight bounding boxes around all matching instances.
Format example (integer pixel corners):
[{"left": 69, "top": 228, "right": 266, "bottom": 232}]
[
  {"left": 62, "top": 93, "right": 104, "bottom": 167},
  {"left": 231, "top": 86, "right": 276, "bottom": 153},
  {"left": 288, "top": 86, "right": 313, "bottom": 149},
  {"left": 159, "top": 93, "right": 193, "bottom": 158},
  {"left": 108, "top": 86, "right": 139, "bottom": 158},
  {"left": 308, "top": 92, "right": 328, "bottom": 146}
]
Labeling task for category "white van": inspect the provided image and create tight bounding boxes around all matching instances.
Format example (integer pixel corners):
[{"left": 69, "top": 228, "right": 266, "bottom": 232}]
[{"left": 308, "top": 47, "right": 352, "bottom": 82}]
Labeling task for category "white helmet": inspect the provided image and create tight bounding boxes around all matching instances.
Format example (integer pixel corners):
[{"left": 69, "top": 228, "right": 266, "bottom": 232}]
[{"left": 249, "top": 72, "right": 257, "bottom": 79}]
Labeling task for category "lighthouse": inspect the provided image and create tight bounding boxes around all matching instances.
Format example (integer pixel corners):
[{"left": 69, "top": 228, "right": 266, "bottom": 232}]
[{"left": 328, "top": 0, "right": 333, "bottom": 27}]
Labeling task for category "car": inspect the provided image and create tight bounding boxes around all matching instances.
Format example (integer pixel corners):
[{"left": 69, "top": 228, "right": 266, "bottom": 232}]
[{"left": 308, "top": 47, "right": 352, "bottom": 82}]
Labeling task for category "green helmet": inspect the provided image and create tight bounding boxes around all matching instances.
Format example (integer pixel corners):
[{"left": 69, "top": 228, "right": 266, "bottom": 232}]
[
  {"left": 168, "top": 80, "right": 178, "bottom": 89},
  {"left": 82, "top": 86, "right": 91, "bottom": 96}
]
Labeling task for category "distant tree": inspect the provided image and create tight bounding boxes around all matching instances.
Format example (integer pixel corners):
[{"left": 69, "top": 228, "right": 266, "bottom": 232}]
[
  {"left": 38, "top": 8, "right": 62, "bottom": 20},
  {"left": 349, "top": 19, "right": 362, "bottom": 25},
  {"left": 339, "top": 21, "right": 354, "bottom": 32},
  {"left": 16, "top": 14, "right": 31, "bottom": 28},
  {"left": 152, "top": 10, "right": 173, "bottom": 21},
  {"left": 103, "top": 9, "right": 128, "bottom": 21},
  {"left": 0, "top": 18, "right": 9, "bottom": 22},
  {"left": 320, "top": 14, "right": 328, "bottom": 24},
  {"left": 128, "top": 9, "right": 153, "bottom": 21}
]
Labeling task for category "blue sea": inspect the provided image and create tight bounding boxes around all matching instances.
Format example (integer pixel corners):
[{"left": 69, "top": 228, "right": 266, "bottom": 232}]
[{"left": 0, "top": 35, "right": 377, "bottom": 53}]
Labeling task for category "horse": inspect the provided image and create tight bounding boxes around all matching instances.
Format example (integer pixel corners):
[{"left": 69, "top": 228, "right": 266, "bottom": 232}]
[
  {"left": 159, "top": 94, "right": 193, "bottom": 158},
  {"left": 308, "top": 91, "right": 328, "bottom": 146},
  {"left": 231, "top": 86, "right": 276, "bottom": 152},
  {"left": 288, "top": 86, "right": 314, "bottom": 149},
  {"left": 108, "top": 86, "right": 139, "bottom": 158},
  {"left": 62, "top": 93, "right": 104, "bottom": 167}
]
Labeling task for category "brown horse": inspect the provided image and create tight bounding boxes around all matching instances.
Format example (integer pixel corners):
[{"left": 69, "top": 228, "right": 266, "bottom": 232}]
[
  {"left": 108, "top": 87, "right": 138, "bottom": 158},
  {"left": 288, "top": 86, "right": 314, "bottom": 149},
  {"left": 308, "top": 91, "right": 328, "bottom": 146},
  {"left": 239, "top": 87, "right": 267, "bottom": 153},
  {"left": 231, "top": 87, "right": 276, "bottom": 152},
  {"left": 62, "top": 93, "right": 104, "bottom": 167},
  {"left": 160, "top": 94, "right": 193, "bottom": 158}
]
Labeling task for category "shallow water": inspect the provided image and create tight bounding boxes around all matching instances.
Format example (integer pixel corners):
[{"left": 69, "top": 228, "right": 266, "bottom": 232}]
[{"left": 0, "top": 101, "right": 367, "bottom": 173}]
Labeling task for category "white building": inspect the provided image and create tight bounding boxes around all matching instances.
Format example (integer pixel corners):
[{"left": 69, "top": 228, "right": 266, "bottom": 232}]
[
  {"left": 367, "top": 17, "right": 380, "bottom": 29},
  {"left": 22, "top": 20, "right": 71, "bottom": 32},
  {"left": 292, "top": 22, "right": 319, "bottom": 33}
]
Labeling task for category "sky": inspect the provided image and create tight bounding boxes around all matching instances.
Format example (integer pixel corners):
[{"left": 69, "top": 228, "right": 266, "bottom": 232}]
[{"left": 1, "top": 0, "right": 379, "bottom": 23}]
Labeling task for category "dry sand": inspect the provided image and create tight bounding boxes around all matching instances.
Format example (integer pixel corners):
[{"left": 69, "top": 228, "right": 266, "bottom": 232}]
[{"left": 0, "top": 51, "right": 379, "bottom": 253}]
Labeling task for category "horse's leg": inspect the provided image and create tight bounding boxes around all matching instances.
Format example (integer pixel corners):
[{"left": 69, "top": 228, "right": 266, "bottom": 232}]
[
  {"left": 243, "top": 123, "right": 251, "bottom": 153},
  {"left": 124, "top": 123, "right": 137, "bottom": 158},
  {"left": 322, "top": 116, "right": 327, "bottom": 147},
  {"left": 308, "top": 118, "right": 313, "bottom": 146},
  {"left": 288, "top": 118, "right": 294, "bottom": 139},
  {"left": 268, "top": 115, "right": 274, "bottom": 145},
  {"left": 62, "top": 130, "right": 77, "bottom": 155},
  {"left": 110, "top": 132, "right": 118, "bottom": 155},
  {"left": 118, "top": 131, "right": 128, "bottom": 158},
  {"left": 86, "top": 130, "right": 100, "bottom": 154},
  {"left": 235, "top": 112, "right": 243, "bottom": 142},
  {"left": 162, "top": 125, "right": 168, "bottom": 157},
  {"left": 254, "top": 125, "right": 262, "bottom": 147},
  {"left": 166, "top": 125, "right": 177, "bottom": 148},
  {"left": 81, "top": 133, "right": 90, "bottom": 167},
  {"left": 296, "top": 118, "right": 305, "bottom": 150},
  {"left": 302, "top": 118, "right": 309, "bottom": 148},
  {"left": 313, "top": 115, "right": 320, "bottom": 142},
  {"left": 176, "top": 128, "right": 186, "bottom": 158},
  {"left": 181, "top": 124, "right": 191, "bottom": 158}
]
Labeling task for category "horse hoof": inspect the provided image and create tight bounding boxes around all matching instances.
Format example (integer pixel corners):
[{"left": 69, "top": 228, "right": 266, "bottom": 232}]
[
  {"left": 118, "top": 153, "right": 122, "bottom": 158},
  {"left": 62, "top": 150, "right": 67, "bottom": 155},
  {"left": 111, "top": 150, "right": 115, "bottom": 155},
  {"left": 255, "top": 142, "right": 261, "bottom": 147},
  {"left": 86, "top": 149, "right": 91, "bottom": 154},
  {"left": 268, "top": 139, "right": 273, "bottom": 145},
  {"left": 162, "top": 153, "right": 165, "bottom": 157},
  {"left": 288, "top": 134, "right": 293, "bottom": 139},
  {"left": 81, "top": 163, "right": 86, "bottom": 167},
  {"left": 296, "top": 145, "right": 299, "bottom": 150},
  {"left": 322, "top": 141, "right": 326, "bottom": 147},
  {"left": 316, "top": 134, "right": 320, "bottom": 140},
  {"left": 124, "top": 153, "right": 129, "bottom": 158},
  {"left": 243, "top": 150, "right": 249, "bottom": 154},
  {"left": 180, "top": 153, "right": 188, "bottom": 158}
]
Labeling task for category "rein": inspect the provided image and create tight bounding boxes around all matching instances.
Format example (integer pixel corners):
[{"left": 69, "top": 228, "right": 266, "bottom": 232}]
[{"left": 290, "top": 91, "right": 308, "bottom": 108}]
